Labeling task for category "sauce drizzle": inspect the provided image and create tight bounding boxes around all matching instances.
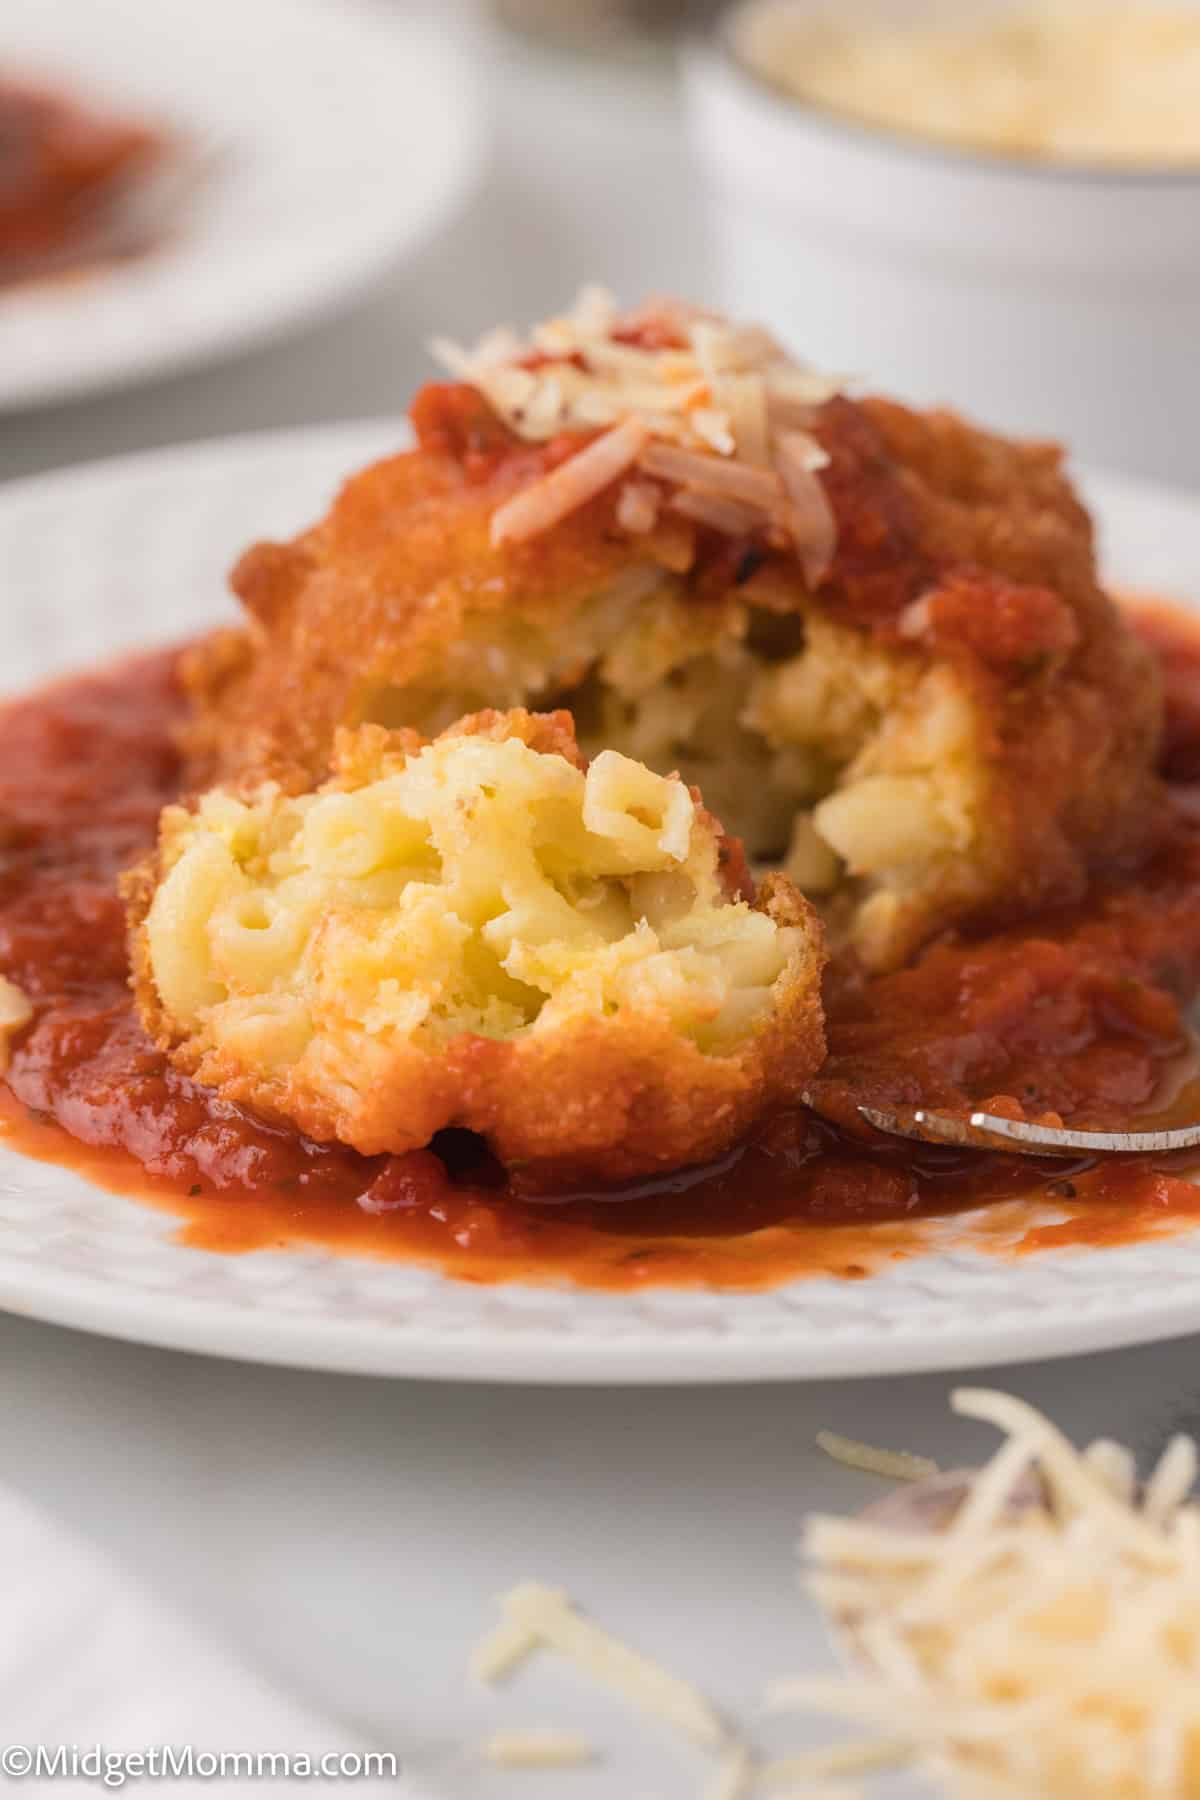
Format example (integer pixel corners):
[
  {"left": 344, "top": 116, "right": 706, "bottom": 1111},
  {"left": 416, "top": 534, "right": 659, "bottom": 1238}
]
[{"left": 3, "top": 610, "right": 1200, "bottom": 1290}]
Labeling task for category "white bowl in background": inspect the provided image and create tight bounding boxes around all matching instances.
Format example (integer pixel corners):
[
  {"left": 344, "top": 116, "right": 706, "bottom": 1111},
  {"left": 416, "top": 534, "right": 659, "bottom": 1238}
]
[{"left": 684, "top": 0, "right": 1200, "bottom": 487}]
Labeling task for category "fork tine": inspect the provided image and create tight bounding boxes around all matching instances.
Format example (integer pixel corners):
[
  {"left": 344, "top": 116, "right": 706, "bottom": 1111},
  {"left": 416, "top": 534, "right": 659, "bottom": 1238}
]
[{"left": 855, "top": 1103, "right": 1200, "bottom": 1158}]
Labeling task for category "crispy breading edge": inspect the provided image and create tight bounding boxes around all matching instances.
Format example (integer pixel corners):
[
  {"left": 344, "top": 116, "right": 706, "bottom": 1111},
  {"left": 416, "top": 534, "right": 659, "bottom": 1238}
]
[{"left": 124, "top": 713, "right": 827, "bottom": 1184}]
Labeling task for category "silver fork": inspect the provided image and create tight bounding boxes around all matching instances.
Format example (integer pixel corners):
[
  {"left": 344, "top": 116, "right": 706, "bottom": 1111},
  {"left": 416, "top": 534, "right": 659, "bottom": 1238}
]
[{"left": 802, "top": 1094, "right": 1200, "bottom": 1158}]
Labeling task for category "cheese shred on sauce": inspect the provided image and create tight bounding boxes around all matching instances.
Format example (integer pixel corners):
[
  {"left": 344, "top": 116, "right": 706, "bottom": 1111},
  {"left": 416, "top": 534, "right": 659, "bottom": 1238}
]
[
  {"left": 0, "top": 975, "right": 31, "bottom": 1075},
  {"left": 430, "top": 289, "right": 840, "bottom": 567}
]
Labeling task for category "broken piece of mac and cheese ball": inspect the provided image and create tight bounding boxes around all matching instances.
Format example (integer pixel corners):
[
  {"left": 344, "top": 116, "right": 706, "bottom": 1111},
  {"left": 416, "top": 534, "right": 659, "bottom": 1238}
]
[
  {"left": 127, "top": 712, "right": 825, "bottom": 1183},
  {"left": 182, "top": 291, "right": 1163, "bottom": 971}
]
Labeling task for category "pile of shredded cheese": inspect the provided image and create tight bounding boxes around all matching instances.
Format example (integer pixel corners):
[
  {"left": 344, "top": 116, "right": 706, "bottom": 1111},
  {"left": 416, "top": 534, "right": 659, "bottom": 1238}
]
[
  {"left": 468, "top": 1392, "right": 1200, "bottom": 1795},
  {"left": 431, "top": 287, "right": 840, "bottom": 575},
  {"left": 737, "top": 0, "right": 1200, "bottom": 167},
  {"left": 781, "top": 1388, "right": 1200, "bottom": 1797}
]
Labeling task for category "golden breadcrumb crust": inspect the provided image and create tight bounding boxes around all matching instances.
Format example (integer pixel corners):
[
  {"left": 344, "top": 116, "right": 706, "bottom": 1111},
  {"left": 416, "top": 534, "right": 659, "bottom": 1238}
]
[
  {"left": 127, "top": 710, "right": 826, "bottom": 1185},
  {"left": 178, "top": 387, "right": 1162, "bottom": 969}
]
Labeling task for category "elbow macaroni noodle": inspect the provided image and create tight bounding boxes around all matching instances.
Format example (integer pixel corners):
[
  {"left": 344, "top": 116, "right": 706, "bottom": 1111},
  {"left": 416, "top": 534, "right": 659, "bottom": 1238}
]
[{"left": 146, "top": 729, "right": 798, "bottom": 1086}]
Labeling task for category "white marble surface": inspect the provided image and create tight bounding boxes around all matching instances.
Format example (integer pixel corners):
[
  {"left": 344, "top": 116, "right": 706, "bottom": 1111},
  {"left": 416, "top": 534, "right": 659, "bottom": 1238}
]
[
  {"left": 2, "top": 9, "right": 1199, "bottom": 1793},
  {"left": 3, "top": 1313, "right": 1200, "bottom": 1794}
]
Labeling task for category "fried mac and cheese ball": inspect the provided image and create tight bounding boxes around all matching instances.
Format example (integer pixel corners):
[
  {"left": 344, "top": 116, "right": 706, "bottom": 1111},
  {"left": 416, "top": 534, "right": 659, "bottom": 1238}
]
[
  {"left": 182, "top": 293, "right": 1162, "bottom": 969},
  {"left": 128, "top": 711, "right": 825, "bottom": 1183}
]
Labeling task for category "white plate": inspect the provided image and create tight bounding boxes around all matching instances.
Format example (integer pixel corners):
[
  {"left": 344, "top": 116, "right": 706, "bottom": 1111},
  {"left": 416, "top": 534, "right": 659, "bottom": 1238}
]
[
  {"left": 0, "top": 0, "right": 483, "bottom": 410},
  {"left": 1, "top": 424, "right": 1199, "bottom": 1383}
]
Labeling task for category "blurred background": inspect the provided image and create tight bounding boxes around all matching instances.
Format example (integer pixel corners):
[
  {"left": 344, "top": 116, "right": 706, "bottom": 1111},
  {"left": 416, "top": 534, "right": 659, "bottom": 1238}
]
[
  {"left": 1, "top": 0, "right": 716, "bottom": 481},
  {"left": 6, "top": 0, "right": 1200, "bottom": 487}
]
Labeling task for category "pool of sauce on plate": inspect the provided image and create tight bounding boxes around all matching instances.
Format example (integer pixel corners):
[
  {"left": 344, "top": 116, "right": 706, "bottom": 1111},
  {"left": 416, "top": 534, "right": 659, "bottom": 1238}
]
[
  {"left": 0, "top": 77, "right": 170, "bottom": 288},
  {"left": 4, "top": 607, "right": 1200, "bottom": 1290}
]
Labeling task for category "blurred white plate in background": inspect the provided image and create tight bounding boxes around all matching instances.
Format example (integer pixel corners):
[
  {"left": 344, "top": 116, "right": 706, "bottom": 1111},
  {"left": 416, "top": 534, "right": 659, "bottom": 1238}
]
[
  {"left": 2, "top": 425, "right": 1200, "bottom": 1382},
  {"left": 0, "top": 0, "right": 484, "bottom": 410}
]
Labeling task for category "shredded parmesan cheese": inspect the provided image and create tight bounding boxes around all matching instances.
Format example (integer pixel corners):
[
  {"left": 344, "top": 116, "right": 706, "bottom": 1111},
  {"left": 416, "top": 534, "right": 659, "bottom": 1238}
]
[
  {"left": 775, "top": 432, "right": 837, "bottom": 587},
  {"left": 495, "top": 1582, "right": 730, "bottom": 1750},
  {"left": 616, "top": 478, "right": 660, "bottom": 536},
  {"left": 669, "top": 489, "right": 766, "bottom": 539},
  {"left": 0, "top": 975, "right": 32, "bottom": 1074},
  {"left": 489, "top": 417, "right": 649, "bottom": 548},
  {"left": 468, "top": 1614, "right": 540, "bottom": 1685},
  {"left": 463, "top": 1392, "right": 1200, "bottom": 1796},
  {"left": 430, "top": 289, "right": 843, "bottom": 567},
  {"left": 757, "top": 1785, "right": 864, "bottom": 1800},
  {"left": 787, "top": 1388, "right": 1200, "bottom": 1796},
  {"left": 702, "top": 1742, "right": 754, "bottom": 1800},
  {"left": 480, "top": 1727, "right": 596, "bottom": 1769},
  {"left": 815, "top": 1431, "right": 939, "bottom": 1485},
  {"left": 637, "top": 439, "right": 783, "bottom": 507},
  {"left": 759, "top": 1740, "right": 912, "bottom": 1786},
  {"left": 1143, "top": 1433, "right": 1199, "bottom": 1525},
  {"left": 1083, "top": 1436, "right": 1138, "bottom": 1503}
]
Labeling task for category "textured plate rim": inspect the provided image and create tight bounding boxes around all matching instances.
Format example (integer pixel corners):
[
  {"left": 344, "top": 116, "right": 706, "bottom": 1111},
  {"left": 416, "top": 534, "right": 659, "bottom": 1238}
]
[
  {"left": 1, "top": 1250, "right": 1200, "bottom": 1383},
  {"left": 1, "top": 424, "right": 1199, "bottom": 1383}
]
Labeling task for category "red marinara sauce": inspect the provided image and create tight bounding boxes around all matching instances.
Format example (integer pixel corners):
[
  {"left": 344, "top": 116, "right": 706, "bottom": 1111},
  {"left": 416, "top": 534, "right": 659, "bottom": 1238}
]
[
  {"left": 0, "top": 77, "right": 167, "bottom": 285},
  {"left": 3, "top": 612, "right": 1200, "bottom": 1290}
]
